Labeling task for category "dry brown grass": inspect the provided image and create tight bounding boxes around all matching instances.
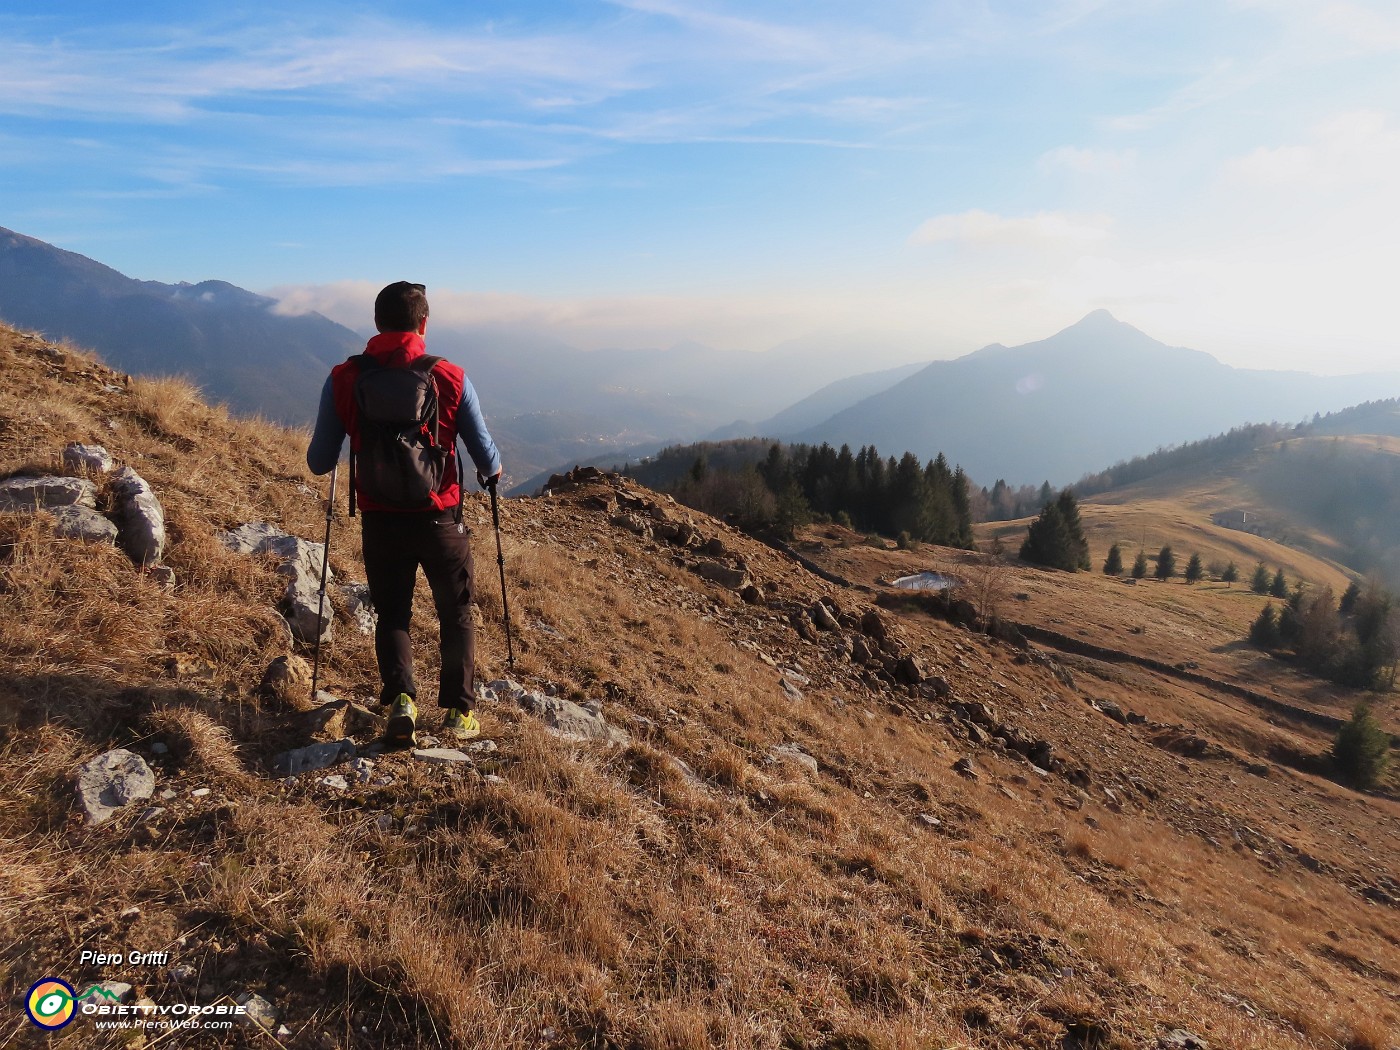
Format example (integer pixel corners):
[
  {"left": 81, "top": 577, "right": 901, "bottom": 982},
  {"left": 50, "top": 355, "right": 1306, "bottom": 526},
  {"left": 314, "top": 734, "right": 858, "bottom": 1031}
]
[{"left": 0, "top": 324, "right": 1397, "bottom": 1049}]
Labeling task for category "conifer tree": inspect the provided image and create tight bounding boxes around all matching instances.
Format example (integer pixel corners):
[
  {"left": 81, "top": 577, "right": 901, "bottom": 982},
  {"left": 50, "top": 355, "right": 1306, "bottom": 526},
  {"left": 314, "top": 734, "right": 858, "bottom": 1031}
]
[
  {"left": 1155, "top": 545, "right": 1176, "bottom": 580},
  {"left": 1250, "top": 604, "right": 1281, "bottom": 648},
  {"left": 1251, "top": 562, "right": 1271, "bottom": 594},
  {"left": 1131, "top": 550, "right": 1148, "bottom": 579},
  {"left": 1221, "top": 561, "right": 1239, "bottom": 586},
  {"left": 1270, "top": 568, "right": 1288, "bottom": 598},
  {"left": 1184, "top": 552, "right": 1204, "bottom": 583},
  {"left": 1019, "top": 492, "right": 1090, "bottom": 571},
  {"left": 1332, "top": 702, "right": 1392, "bottom": 789},
  {"left": 1103, "top": 542, "right": 1123, "bottom": 575}
]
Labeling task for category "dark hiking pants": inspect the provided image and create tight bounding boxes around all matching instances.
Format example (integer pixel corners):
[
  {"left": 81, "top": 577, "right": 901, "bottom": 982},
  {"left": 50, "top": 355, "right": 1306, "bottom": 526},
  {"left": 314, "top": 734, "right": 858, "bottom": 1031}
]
[{"left": 360, "top": 509, "right": 476, "bottom": 710}]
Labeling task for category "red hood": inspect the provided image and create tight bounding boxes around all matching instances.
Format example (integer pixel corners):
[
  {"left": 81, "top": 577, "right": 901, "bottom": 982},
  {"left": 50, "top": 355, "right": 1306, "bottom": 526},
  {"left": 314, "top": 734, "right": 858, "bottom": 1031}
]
[{"left": 364, "top": 331, "right": 426, "bottom": 367}]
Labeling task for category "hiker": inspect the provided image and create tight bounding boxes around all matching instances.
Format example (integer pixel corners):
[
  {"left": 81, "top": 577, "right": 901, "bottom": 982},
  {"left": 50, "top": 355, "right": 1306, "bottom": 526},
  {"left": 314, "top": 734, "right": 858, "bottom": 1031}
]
[{"left": 306, "top": 281, "right": 502, "bottom": 746}]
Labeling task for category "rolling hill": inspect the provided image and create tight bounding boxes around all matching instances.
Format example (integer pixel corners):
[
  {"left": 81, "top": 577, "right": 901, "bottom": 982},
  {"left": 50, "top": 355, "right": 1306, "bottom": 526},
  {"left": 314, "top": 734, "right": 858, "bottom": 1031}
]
[{"left": 1, "top": 321, "right": 1396, "bottom": 1048}]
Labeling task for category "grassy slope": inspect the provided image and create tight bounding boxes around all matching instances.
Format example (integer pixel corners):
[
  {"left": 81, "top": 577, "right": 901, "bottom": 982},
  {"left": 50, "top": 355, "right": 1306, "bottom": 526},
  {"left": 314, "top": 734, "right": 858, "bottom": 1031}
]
[{"left": 0, "top": 324, "right": 1397, "bottom": 1050}]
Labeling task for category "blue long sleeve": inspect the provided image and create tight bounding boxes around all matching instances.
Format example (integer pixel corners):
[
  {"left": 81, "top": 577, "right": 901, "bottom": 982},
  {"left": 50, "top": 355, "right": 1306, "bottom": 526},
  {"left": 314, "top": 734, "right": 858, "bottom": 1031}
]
[
  {"left": 457, "top": 377, "right": 501, "bottom": 479},
  {"left": 306, "top": 376, "right": 344, "bottom": 475}
]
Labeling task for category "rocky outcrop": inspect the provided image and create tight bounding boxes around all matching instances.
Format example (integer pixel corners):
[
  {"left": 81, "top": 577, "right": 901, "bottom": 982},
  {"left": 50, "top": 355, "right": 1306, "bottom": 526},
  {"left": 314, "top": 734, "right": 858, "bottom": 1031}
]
[
  {"left": 110, "top": 466, "right": 166, "bottom": 565},
  {"left": 62, "top": 442, "right": 114, "bottom": 473},
  {"left": 0, "top": 474, "right": 98, "bottom": 511},
  {"left": 50, "top": 504, "right": 119, "bottom": 543},
  {"left": 485, "top": 679, "right": 629, "bottom": 744},
  {"left": 219, "top": 522, "right": 332, "bottom": 644}
]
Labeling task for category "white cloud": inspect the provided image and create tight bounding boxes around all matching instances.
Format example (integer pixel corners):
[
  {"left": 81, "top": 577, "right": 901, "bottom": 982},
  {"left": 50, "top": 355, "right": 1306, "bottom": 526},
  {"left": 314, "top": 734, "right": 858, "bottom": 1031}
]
[
  {"left": 1224, "top": 110, "right": 1400, "bottom": 189},
  {"left": 909, "top": 209, "right": 1113, "bottom": 248}
]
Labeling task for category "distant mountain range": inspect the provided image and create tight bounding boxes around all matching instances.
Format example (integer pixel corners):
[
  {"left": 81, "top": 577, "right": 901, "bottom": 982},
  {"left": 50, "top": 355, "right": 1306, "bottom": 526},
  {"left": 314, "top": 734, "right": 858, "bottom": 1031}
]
[
  {"left": 0, "top": 226, "right": 360, "bottom": 423},
  {"left": 7, "top": 226, "right": 1400, "bottom": 491},
  {"left": 788, "top": 310, "right": 1400, "bottom": 486}
]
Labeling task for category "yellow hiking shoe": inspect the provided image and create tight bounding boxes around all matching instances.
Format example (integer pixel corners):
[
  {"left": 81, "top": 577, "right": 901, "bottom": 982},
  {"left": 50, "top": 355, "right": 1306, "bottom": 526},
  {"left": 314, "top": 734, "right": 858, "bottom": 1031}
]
[
  {"left": 442, "top": 707, "right": 481, "bottom": 741},
  {"left": 385, "top": 693, "right": 418, "bottom": 747}
]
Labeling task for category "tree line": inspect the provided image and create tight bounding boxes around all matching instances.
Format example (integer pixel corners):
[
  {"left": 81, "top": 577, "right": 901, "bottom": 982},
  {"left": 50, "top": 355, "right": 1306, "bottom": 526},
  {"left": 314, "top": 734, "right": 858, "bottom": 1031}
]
[{"left": 659, "top": 441, "right": 975, "bottom": 546}]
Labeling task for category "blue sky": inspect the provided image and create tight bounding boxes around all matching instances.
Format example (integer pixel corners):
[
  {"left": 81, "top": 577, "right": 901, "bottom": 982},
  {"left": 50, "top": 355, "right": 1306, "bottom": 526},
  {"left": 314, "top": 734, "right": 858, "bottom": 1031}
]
[{"left": 3, "top": 1, "right": 1399, "bottom": 370}]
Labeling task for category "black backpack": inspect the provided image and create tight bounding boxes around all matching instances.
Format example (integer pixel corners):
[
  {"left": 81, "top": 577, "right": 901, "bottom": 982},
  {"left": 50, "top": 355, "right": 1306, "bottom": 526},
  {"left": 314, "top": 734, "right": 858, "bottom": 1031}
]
[{"left": 348, "top": 354, "right": 462, "bottom": 520}]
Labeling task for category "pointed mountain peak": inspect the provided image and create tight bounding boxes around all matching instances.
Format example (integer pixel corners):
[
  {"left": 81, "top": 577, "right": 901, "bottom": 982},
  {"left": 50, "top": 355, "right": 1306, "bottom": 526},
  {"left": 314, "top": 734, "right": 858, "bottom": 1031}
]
[{"left": 1067, "top": 308, "right": 1127, "bottom": 331}]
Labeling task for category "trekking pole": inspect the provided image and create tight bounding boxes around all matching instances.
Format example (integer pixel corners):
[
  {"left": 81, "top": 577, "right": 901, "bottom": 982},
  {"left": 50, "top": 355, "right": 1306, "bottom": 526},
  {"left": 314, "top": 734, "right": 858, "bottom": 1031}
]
[
  {"left": 487, "top": 477, "right": 516, "bottom": 669},
  {"left": 311, "top": 465, "right": 337, "bottom": 701}
]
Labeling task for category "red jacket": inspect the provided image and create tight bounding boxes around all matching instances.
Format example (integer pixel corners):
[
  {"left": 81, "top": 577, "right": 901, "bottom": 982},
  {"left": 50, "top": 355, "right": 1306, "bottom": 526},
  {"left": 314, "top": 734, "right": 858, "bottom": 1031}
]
[{"left": 331, "top": 331, "right": 465, "bottom": 513}]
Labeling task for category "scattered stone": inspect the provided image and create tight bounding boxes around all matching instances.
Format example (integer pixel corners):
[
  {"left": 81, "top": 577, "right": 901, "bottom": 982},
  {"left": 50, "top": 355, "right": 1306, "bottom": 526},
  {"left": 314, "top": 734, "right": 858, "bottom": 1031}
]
[
  {"left": 810, "top": 600, "right": 840, "bottom": 631},
  {"left": 147, "top": 564, "right": 177, "bottom": 591},
  {"left": 340, "top": 582, "right": 376, "bottom": 635},
  {"left": 466, "top": 739, "right": 498, "bottom": 754},
  {"left": 169, "top": 963, "right": 197, "bottom": 984},
  {"left": 261, "top": 654, "right": 312, "bottom": 704},
  {"left": 120, "top": 905, "right": 141, "bottom": 922},
  {"left": 76, "top": 749, "right": 156, "bottom": 825},
  {"left": 1092, "top": 699, "right": 1129, "bottom": 725},
  {"left": 893, "top": 654, "right": 925, "bottom": 686},
  {"left": 61, "top": 443, "right": 115, "bottom": 474},
  {"left": 921, "top": 675, "right": 952, "bottom": 699},
  {"left": 771, "top": 744, "right": 818, "bottom": 776},
  {"left": 319, "top": 775, "right": 349, "bottom": 790},
  {"left": 150, "top": 742, "right": 169, "bottom": 755},
  {"left": 236, "top": 992, "right": 279, "bottom": 1032},
  {"left": 190, "top": 788, "right": 211, "bottom": 798},
  {"left": 218, "top": 523, "right": 332, "bottom": 643},
  {"left": 917, "top": 813, "right": 942, "bottom": 828},
  {"left": 1158, "top": 1031, "right": 1210, "bottom": 1050},
  {"left": 272, "top": 738, "right": 356, "bottom": 776},
  {"left": 780, "top": 677, "right": 805, "bottom": 703},
  {"left": 954, "top": 701, "right": 999, "bottom": 727},
  {"left": 860, "top": 610, "right": 889, "bottom": 641},
  {"left": 110, "top": 466, "right": 166, "bottom": 566},
  {"left": 48, "top": 504, "right": 119, "bottom": 544},
  {"left": 352, "top": 758, "right": 375, "bottom": 783},
  {"left": 740, "top": 583, "right": 764, "bottom": 604},
  {"left": 953, "top": 756, "right": 978, "bottom": 779},
  {"left": 516, "top": 689, "right": 629, "bottom": 744},
  {"left": 373, "top": 813, "right": 394, "bottom": 832},
  {"left": 1362, "top": 886, "right": 1398, "bottom": 907},
  {"left": 1244, "top": 762, "right": 1270, "bottom": 778},
  {"left": 412, "top": 748, "right": 473, "bottom": 764},
  {"left": 0, "top": 474, "right": 97, "bottom": 510},
  {"left": 693, "top": 560, "right": 750, "bottom": 590}
]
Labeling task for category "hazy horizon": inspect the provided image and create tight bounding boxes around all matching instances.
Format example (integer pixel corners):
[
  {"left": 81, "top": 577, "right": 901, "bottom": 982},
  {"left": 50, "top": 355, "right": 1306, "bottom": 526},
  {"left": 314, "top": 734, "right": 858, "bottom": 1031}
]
[{"left": 4, "top": 2, "right": 1399, "bottom": 374}]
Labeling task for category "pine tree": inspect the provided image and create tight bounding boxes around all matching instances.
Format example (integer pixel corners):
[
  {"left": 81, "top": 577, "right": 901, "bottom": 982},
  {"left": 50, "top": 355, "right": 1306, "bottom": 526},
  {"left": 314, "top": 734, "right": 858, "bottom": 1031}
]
[
  {"left": 1019, "top": 501, "right": 1072, "bottom": 570},
  {"left": 1131, "top": 550, "right": 1148, "bottom": 579},
  {"left": 1221, "top": 561, "right": 1239, "bottom": 586},
  {"left": 1184, "top": 552, "right": 1204, "bottom": 583},
  {"left": 1019, "top": 492, "right": 1090, "bottom": 571},
  {"left": 1332, "top": 702, "right": 1392, "bottom": 789},
  {"left": 1103, "top": 542, "right": 1124, "bottom": 575},
  {"left": 1270, "top": 568, "right": 1288, "bottom": 598},
  {"left": 1155, "top": 545, "right": 1176, "bottom": 580},
  {"left": 1250, "top": 604, "right": 1281, "bottom": 648},
  {"left": 1251, "top": 562, "right": 1271, "bottom": 594}
]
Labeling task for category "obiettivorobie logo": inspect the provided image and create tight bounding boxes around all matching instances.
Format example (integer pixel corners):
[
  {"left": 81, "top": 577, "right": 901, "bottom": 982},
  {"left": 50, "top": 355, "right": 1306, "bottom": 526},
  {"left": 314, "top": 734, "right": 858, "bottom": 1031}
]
[
  {"left": 24, "top": 978, "right": 94, "bottom": 1031},
  {"left": 24, "top": 977, "right": 247, "bottom": 1034}
]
